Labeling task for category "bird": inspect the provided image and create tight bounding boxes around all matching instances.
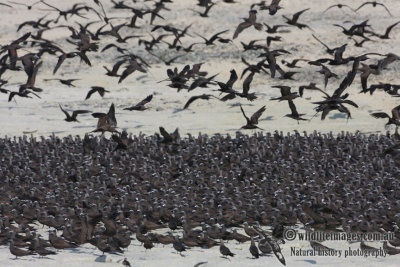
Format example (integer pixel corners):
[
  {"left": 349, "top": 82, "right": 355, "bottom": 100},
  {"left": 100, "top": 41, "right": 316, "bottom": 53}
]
[
  {"left": 383, "top": 241, "right": 400, "bottom": 255},
  {"left": 91, "top": 103, "right": 118, "bottom": 134},
  {"left": 285, "top": 100, "right": 307, "bottom": 123},
  {"left": 219, "top": 240, "right": 235, "bottom": 258},
  {"left": 270, "top": 86, "right": 299, "bottom": 101},
  {"left": 260, "top": 0, "right": 283, "bottom": 15},
  {"left": 124, "top": 95, "right": 153, "bottom": 111},
  {"left": 122, "top": 258, "right": 131, "bottom": 267},
  {"left": 239, "top": 105, "right": 266, "bottom": 130},
  {"left": 370, "top": 105, "right": 400, "bottom": 128},
  {"left": 118, "top": 59, "right": 147, "bottom": 83},
  {"left": 43, "top": 78, "right": 80, "bottom": 87},
  {"left": 196, "top": 30, "right": 229, "bottom": 46},
  {"left": 85, "top": 86, "right": 110, "bottom": 100},
  {"left": 323, "top": 4, "right": 355, "bottom": 13},
  {"left": 233, "top": 10, "right": 262, "bottom": 39},
  {"left": 59, "top": 104, "right": 90, "bottom": 122},
  {"left": 190, "top": 2, "right": 215, "bottom": 17},
  {"left": 53, "top": 51, "right": 91, "bottom": 74},
  {"left": 282, "top": 8, "right": 312, "bottom": 30},
  {"left": 9, "top": 239, "right": 35, "bottom": 259},
  {"left": 173, "top": 236, "right": 187, "bottom": 256},
  {"left": 183, "top": 94, "right": 218, "bottom": 109},
  {"left": 367, "top": 20, "right": 400, "bottom": 39},
  {"left": 355, "top": 1, "right": 392, "bottom": 16},
  {"left": 249, "top": 236, "right": 260, "bottom": 258},
  {"left": 159, "top": 127, "right": 179, "bottom": 143},
  {"left": 315, "top": 64, "right": 338, "bottom": 88}
]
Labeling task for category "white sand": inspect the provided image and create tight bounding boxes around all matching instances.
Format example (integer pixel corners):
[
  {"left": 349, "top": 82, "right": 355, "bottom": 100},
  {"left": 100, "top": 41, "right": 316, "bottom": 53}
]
[{"left": 1, "top": 0, "right": 400, "bottom": 266}]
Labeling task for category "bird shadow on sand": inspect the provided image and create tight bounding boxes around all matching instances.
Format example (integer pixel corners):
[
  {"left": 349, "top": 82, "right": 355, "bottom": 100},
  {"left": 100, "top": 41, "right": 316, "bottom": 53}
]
[
  {"left": 328, "top": 113, "right": 347, "bottom": 120},
  {"left": 297, "top": 259, "right": 317, "bottom": 264},
  {"left": 260, "top": 115, "right": 274, "bottom": 121}
]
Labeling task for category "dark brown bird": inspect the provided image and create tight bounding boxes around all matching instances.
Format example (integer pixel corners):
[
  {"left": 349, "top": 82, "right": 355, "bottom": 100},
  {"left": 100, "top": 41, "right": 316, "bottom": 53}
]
[
  {"left": 270, "top": 85, "right": 299, "bottom": 101},
  {"left": 173, "top": 236, "right": 187, "bottom": 256},
  {"left": 367, "top": 20, "right": 400, "bottom": 39},
  {"left": 197, "top": 30, "right": 229, "bottom": 46},
  {"left": 264, "top": 23, "right": 287, "bottom": 33},
  {"left": 240, "top": 105, "right": 266, "bottom": 130},
  {"left": 260, "top": 0, "right": 283, "bottom": 15},
  {"left": 249, "top": 237, "right": 260, "bottom": 258},
  {"left": 383, "top": 241, "right": 400, "bottom": 255},
  {"left": 285, "top": 100, "right": 307, "bottom": 123},
  {"left": 159, "top": 127, "right": 179, "bottom": 143},
  {"left": 91, "top": 103, "right": 118, "bottom": 134},
  {"left": 370, "top": 105, "right": 400, "bottom": 128},
  {"left": 190, "top": 2, "right": 215, "bottom": 17},
  {"left": 124, "top": 95, "right": 153, "bottom": 111},
  {"left": 43, "top": 78, "right": 80, "bottom": 87},
  {"left": 323, "top": 4, "right": 355, "bottom": 13},
  {"left": 9, "top": 239, "right": 35, "bottom": 259},
  {"left": 118, "top": 59, "right": 147, "bottom": 83},
  {"left": 49, "top": 231, "right": 76, "bottom": 249},
  {"left": 183, "top": 94, "right": 217, "bottom": 109},
  {"left": 283, "top": 8, "right": 312, "bottom": 30},
  {"left": 355, "top": 1, "right": 392, "bottom": 16},
  {"left": 316, "top": 64, "right": 339, "bottom": 88},
  {"left": 219, "top": 240, "right": 234, "bottom": 258},
  {"left": 53, "top": 51, "right": 91, "bottom": 74},
  {"left": 85, "top": 86, "right": 110, "bottom": 100},
  {"left": 233, "top": 10, "right": 262, "bottom": 39},
  {"left": 103, "top": 59, "right": 125, "bottom": 77},
  {"left": 59, "top": 104, "right": 90, "bottom": 122}
]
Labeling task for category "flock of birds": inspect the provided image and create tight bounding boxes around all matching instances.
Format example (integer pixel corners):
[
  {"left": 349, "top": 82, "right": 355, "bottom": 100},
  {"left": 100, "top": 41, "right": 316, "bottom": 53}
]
[
  {"left": 0, "top": 0, "right": 400, "bottom": 265},
  {"left": 0, "top": 0, "right": 399, "bottom": 134}
]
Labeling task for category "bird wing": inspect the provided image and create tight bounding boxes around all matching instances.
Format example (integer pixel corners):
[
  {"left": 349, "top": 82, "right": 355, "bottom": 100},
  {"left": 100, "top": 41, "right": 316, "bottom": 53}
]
[
  {"left": 59, "top": 104, "right": 70, "bottom": 118},
  {"left": 26, "top": 61, "right": 42, "bottom": 87},
  {"left": 85, "top": 88, "right": 96, "bottom": 100},
  {"left": 53, "top": 54, "right": 66, "bottom": 74},
  {"left": 384, "top": 21, "right": 400, "bottom": 37},
  {"left": 226, "top": 69, "right": 238, "bottom": 88},
  {"left": 370, "top": 112, "right": 390, "bottom": 119},
  {"left": 288, "top": 100, "right": 299, "bottom": 116},
  {"left": 354, "top": 2, "right": 369, "bottom": 11},
  {"left": 250, "top": 106, "right": 266, "bottom": 124},
  {"left": 240, "top": 104, "right": 250, "bottom": 122},
  {"left": 71, "top": 110, "right": 91, "bottom": 119},
  {"left": 291, "top": 8, "right": 310, "bottom": 23},
  {"left": 210, "top": 29, "right": 229, "bottom": 42},
  {"left": 159, "top": 126, "right": 173, "bottom": 142},
  {"left": 233, "top": 21, "right": 250, "bottom": 39},
  {"left": 183, "top": 95, "right": 201, "bottom": 109},
  {"left": 391, "top": 105, "right": 400, "bottom": 121},
  {"left": 107, "top": 103, "right": 117, "bottom": 127},
  {"left": 137, "top": 94, "right": 153, "bottom": 106},
  {"left": 242, "top": 72, "right": 254, "bottom": 94}
]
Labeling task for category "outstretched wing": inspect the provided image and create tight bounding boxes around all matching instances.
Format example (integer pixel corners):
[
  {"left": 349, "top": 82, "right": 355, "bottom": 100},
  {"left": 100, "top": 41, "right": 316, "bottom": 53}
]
[
  {"left": 136, "top": 94, "right": 153, "bottom": 106},
  {"left": 250, "top": 105, "right": 266, "bottom": 124},
  {"left": 370, "top": 112, "right": 390, "bottom": 119},
  {"left": 59, "top": 104, "right": 70, "bottom": 118},
  {"left": 159, "top": 126, "right": 173, "bottom": 142},
  {"left": 242, "top": 72, "right": 254, "bottom": 95},
  {"left": 288, "top": 100, "right": 299, "bottom": 116}
]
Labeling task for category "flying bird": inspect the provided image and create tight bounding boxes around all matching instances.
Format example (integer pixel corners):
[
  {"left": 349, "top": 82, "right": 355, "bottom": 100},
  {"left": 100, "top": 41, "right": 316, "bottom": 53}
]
[
  {"left": 124, "top": 95, "right": 153, "bottom": 111},
  {"left": 85, "top": 86, "right": 110, "bottom": 100},
  {"left": 59, "top": 104, "right": 90, "bottom": 122},
  {"left": 233, "top": 10, "right": 262, "bottom": 39},
  {"left": 240, "top": 105, "right": 266, "bottom": 130}
]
